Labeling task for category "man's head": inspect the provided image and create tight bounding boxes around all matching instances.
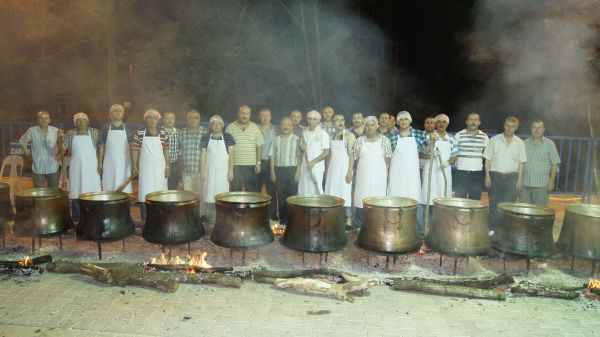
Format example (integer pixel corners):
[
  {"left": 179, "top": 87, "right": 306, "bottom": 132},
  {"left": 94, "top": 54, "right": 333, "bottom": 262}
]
[
  {"left": 396, "top": 111, "right": 412, "bottom": 130},
  {"left": 163, "top": 112, "right": 176, "bottom": 128},
  {"left": 280, "top": 116, "right": 293, "bottom": 135},
  {"left": 332, "top": 114, "right": 346, "bottom": 131},
  {"left": 109, "top": 104, "right": 125, "bottom": 122},
  {"left": 364, "top": 116, "right": 379, "bottom": 136},
  {"left": 424, "top": 117, "right": 436, "bottom": 133},
  {"left": 143, "top": 109, "right": 161, "bottom": 128},
  {"left": 209, "top": 115, "right": 225, "bottom": 133},
  {"left": 530, "top": 119, "right": 545, "bottom": 139},
  {"left": 290, "top": 110, "right": 302, "bottom": 126},
  {"left": 73, "top": 112, "right": 89, "bottom": 130},
  {"left": 259, "top": 108, "right": 272, "bottom": 126},
  {"left": 322, "top": 106, "right": 334, "bottom": 122},
  {"left": 36, "top": 111, "right": 51, "bottom": 127},
  {"left": 503, "top": 116, "right": 519, "bottom": 136},
  {"left": 237, "top": 105, "right": 251, "bottom": 124},
  {"left": 465, "top": 112, "right": 481, "bottom": 131},
  {"left": 389, "top": 115, "right": 396, "bottom": 128},
  {"left": 186, "top": 109, "right": 201, "bottom": 128},
  {"left": 352, "top": 112, "right": 364, "bottom": 129},
  {"left": 435, "top": 114, "right": 449, "bottom": 133},
  {"left": 306, "top": 110, "right": 321, "bottom": 130},
  {"left": 378, "top": 112, "right": 390, "bottom": 129}
]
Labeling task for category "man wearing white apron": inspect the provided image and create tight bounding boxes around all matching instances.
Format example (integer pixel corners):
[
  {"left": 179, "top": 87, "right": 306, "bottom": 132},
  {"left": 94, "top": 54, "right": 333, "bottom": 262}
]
[
  {"left": 325, "top": 114, "right": 355, "bottom": 224},
  {"left": 421, "top": 114, "right": 457, "bottom": 205},
  {"left": 353, "top": 116, "right": 392, "bottom": 229},
  {"left": 298, "top": 110, "right": 330, "bottom": 195},
  {"left": 200, "top": 115, "right": 235, "bottom": 221},
  {"left": 98, "top": 104, "right": 132, "bottom": 193},
  {"left": 63, "top": 112, "right": 102, "bottom": 222},
  {"left": 131, "top": 109, "right": 170, "bottom": 222}
]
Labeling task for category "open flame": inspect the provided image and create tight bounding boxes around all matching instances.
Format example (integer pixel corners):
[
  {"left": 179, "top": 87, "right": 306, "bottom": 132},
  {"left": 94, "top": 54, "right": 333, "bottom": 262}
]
[
  {"left": 271, "top": 224, "right": 285, "bottom": 236},
  {"left": 18, "top": 256, "right": 33, "bottom": 268},
  {"left": 588, "top": 278, "right": 600, "bottom": 290},
  {"left": 417, "top": 243, "right": 430, "bottom": 255},
  {"left": 148, "top": 252, "right": 212, "bottom": 273}
]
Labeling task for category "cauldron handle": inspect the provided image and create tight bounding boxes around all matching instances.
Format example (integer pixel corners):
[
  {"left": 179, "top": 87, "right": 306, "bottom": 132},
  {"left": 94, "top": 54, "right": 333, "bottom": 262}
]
[
  {"left": 384, "top": 208, "right": 404, "bottom": 232},
  {"left": 455, "top": 208, "right": 474, "bottom": 226},
  {"left": 233, "top": 204, "right": 249, "bottom": 216},
  {"left": 304, "top": 208, "right": 322, "bottom": 227}
]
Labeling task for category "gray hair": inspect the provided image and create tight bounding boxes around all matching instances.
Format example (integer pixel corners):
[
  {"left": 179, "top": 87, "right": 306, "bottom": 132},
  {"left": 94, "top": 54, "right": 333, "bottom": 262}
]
[{"left": 209, "top": 115, "right": 224, "bottom": 126}]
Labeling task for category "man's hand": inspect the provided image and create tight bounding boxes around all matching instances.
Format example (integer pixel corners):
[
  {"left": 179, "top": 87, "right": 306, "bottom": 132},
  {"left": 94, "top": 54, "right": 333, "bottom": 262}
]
[
  {"left": 484, "top": 175, "right": 491, "bottom": 189},
  {"left": 255, "top": 163, "right": 261, "bottom": 174},
  {"left": 307, "top": 160, "right": 315, "bottom": 172},
  {"left": 547, "top": 181, "right": 555, "bottom": 192},
  {"left": 227, "top": 170, "right": 233, "bottom": 182},
  {"left": 516, "top": 179, "right": 522, "bottom": 191},
  {"left": 132, "top": 166, "right": 139, "bottom": 177},
  {"left": 270, "top": 171, "right": 276, "bottom": 183},
  {"left": 165, "top": 166, "right": 170, "bottom": 178},
  {"left": 299, "top": 140, "right": 307, "bottom": 152},
  {"left": 57, "top": 130, "right": 64, "bottom": 138},
  {"left": 294, "top": 170, "right": 300, "bottom": 183},
  {"left": 345, "top": 170, "right": 353, "bottom": 184},
  {"left": 97, "top": 163, "right": 103, "bottom": 175},
  {"left": 441, "top": 160, "right": 450, "bottom": 169}
]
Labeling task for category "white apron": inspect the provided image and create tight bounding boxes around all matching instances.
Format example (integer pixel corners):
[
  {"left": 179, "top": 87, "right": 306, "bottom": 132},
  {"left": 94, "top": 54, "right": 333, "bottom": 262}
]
[
  {"left": 138, "top": 130, "right": 167, "bottom": 202},
  {"left": 354, "top": 139, "right": 387, "bottom": 208},
  {"left": 69, "top": 131, "right": 101, "bottom": 199},
  {"left": 388, "top": 136, "right": 422, "bottom": 203},
  {"left": 202, "top": 135, "right": 230, "bottom": 203},
  {"left": 102, "top": 125, "right": 132, "bottom": 193},
  {"left": 325, "top": 131, "right": 351, "bottom": 206},
  {"left": 298, "top": 130, "right": 326, "bottom": 195},
  {"left": 421, "top": 137, "right": 453, "bottom": 205}
]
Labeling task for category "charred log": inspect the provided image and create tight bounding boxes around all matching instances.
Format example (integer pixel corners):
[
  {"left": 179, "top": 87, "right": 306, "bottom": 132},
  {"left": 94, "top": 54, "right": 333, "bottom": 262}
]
[
  {"left": 80, "top": 263, "right": 179, "bottom": 293},
  {"left": 146, "top": 264, "right": 233, "bottom": 274},
  {"left": 273, "top": 277, "right": 378, "bottom": 302},
  {"left": 510, "top": 281, "right": 581, "bottom": 300},
  {"left": 387, "top": 274, "right": 515, "bottom": 289},
  {"left": 390, "top": 279, "right": 507, "bottom": 301}
]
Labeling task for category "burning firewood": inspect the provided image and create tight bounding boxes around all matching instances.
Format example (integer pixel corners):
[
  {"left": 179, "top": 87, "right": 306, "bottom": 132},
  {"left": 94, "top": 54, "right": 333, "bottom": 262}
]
[
  {"left": 273, "top": 277, "right": 378, "bottom": 302},
  {"left": 390, "top": 279, "right": 507, "bottom": 301},
  {"left": 0, "top": 255, "right": 52, "bottom": 276}
]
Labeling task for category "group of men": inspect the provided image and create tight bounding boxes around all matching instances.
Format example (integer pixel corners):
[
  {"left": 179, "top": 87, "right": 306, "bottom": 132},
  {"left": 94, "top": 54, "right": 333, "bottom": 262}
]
[{"left": 20, "top": 105, "right": 561, "bottom": 233}]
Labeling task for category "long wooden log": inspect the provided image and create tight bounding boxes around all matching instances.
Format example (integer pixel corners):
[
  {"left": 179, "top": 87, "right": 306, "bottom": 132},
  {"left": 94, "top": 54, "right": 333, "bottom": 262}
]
[
  {"left": 146, "top": 264, "right": 233, "bottom": 274},
  {"left": 510, "top": 281, "right": 581, "bottom": 300},
  {"left": 388, "top": 274, "right": 515, "bottom": 289},
  {"left": 47, "top": 261, "right": 142, "bottom": 273},
  {"left": 391, "top": 279, "right": 507, "bottom": 301},
  {"left": 273, "top": 277, "right": 378, "bottom": 302},
  {"left": 175, "top": 272, "right": 242, "bottom": 288},
  {"left": 253, "top": 268, "right": 357, "bottom": 280},
  {"left": 80, "top": 264, "right": 179, "bottom": 293}
]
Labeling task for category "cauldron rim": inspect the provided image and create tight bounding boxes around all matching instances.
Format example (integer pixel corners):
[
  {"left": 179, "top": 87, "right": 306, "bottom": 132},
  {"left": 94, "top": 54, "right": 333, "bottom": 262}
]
[
  {"left": 363, "top": 196, "right": 418, "bottom": 209},
  {"left": 145, "top": 190, "right": 198, "bottom": 205},
  {"left": 565, "top": 203, "right": 600, "bottom": 218},
  {"left": 433, "top": 197, "right": 488, "bottom": 209},
  {"left": 16, "top": 188, "right": 66, "bottom": 199},
  {"left": 79, "top": 191, "right": 130, "bottom": 203},
  {"left": 0, "top": 182, "right": 10, "bottom": 190},
  {"left": 498, "top": 202, "right": 555, "bottom": 216},
  {"left": 215, "top": 192, "right": 271, "bottom": 206},
  {"left": 287, "top": 194, "right": 344, "bottom": 208}
]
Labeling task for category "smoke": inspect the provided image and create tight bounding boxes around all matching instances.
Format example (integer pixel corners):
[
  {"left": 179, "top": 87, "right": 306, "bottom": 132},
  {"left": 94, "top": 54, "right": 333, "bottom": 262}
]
[{"left": 464, "top": 0, "right": 600, "bottom": 134}]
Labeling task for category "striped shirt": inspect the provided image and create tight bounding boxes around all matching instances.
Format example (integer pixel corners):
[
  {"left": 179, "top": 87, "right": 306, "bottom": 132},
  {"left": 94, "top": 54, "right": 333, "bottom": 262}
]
[
  {"left": 523, "top": 137, "right": 561, "bottom": 188},
  {"left": 259, "top": 124, "right": 279, "bottom": 161},
  {"left": 131, "top": 128, "right": 170, "bottom": 150},
  {"left": 63, "top": 128, "right": 100, "bottom": 153},
  {"left": 20, "top": 125, "right": 60, "bottom": 174},
  {"left": 454, "top": 129, "right": 489, "bottom": 171},
  {"left": 179, "top": 126, "right": 208, "bottom": 173},
  {"left": 165, "top": 127, "right": 180, "bottom": 164},
  {"left": 226, "top": 121, "right": 264, "bottom": 166},
  {"left": 269, "top": 133, "right": 300, "bottom": 167},
  {"left": 320, "top": 121, "right": 336, "bottom": 139}
]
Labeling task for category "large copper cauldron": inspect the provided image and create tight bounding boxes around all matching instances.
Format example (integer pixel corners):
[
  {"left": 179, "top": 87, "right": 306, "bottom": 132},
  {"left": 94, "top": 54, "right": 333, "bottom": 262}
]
[
  {"left": 142, "top": 191, "right": 205, "bottom": 245},
  {"left": 13, "top": 188, "right": 72, "bottom": 237},
  {"left": 357, "top": 197, "right": 420, "bottom": 254},
  {"left": 0, "top": 182, "right": 14, "bottom": 221},
  {"left": 77, "top": 192, "right": 134, "bottom": 242},
  {"left": 211, "top": 192, "right": 273, "bottom": 249},
  {"left": 281, "top": 195, "right": 347, "bottom": 252},
  {"left": 492, "top": 202, "right": 556, "bottom": 258},
  {"left": 425, "top": 198, "right": 490, "bottom": 256},
  {"left": 557, "top": 203, "right": 600, "bottom": 261}
]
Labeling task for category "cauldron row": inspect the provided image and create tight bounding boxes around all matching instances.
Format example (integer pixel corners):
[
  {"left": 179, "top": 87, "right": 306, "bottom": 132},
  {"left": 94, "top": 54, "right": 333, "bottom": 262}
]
[{"left": 4, "top": 186, "right": 600, "bottom": 264}]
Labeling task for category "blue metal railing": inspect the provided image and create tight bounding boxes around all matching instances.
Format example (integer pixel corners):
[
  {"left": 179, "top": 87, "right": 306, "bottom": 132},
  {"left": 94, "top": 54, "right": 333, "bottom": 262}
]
[{"left": 1, "top": 121, "right": 597, "bottom": 200}]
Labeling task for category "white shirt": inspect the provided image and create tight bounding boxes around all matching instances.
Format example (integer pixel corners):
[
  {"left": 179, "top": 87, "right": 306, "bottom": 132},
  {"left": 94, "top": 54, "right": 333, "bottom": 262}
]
[{"left": 483, "top": 134, "right": 527, "bottom": 173}]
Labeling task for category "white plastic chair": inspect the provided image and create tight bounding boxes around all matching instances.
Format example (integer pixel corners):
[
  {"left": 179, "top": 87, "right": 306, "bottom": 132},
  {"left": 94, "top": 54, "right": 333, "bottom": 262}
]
[{"left": 0, "top": 155, "right": 24, "bottom": 206}]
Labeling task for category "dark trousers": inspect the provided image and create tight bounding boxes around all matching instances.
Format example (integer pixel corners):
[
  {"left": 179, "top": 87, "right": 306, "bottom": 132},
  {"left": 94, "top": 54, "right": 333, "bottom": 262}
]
[
  {"left": 71, "top": 199, "right": 80, "bottom": 222},
  {"left": 33, "top": 170, "right": 60, "bottom": 188},
  {"left": 488, "top": 172, "right": 518, "bottom": 229},
  {"left": 167, "top": 161, "right": 181, "bottom": 190},
  {"left": 258, "top": 160, "right": 277, "bottom": 219},
  {"left": 274, "top": 166, "right": 297, "bottom": 224},
  {"left": 454, "top": 170, "right": 484, "bottom": 200},
  {"left": 230, "top": 165, "right": 259, "bottom": 192}
]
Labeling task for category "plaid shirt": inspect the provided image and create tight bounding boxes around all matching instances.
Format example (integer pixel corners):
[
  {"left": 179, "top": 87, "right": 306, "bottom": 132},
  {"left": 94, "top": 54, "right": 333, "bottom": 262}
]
[
  {"left": 63, "top": 128, "right": 100, "bottom": 154},
  {"left": 387, "top": 127, "right": 428, "bottom": 153},
  {"left": 320, "top": 121, "right": 336, "bottom": 139},
  {"left": 354, "top": 134, "right": 392, "bottom": 159},
  {"left": 165, "top": 128, "right": 180, "bottom": 164},
  {"left": 179, "top": 126, "right": 207, "bottom": 173},
  {"left": 523, "top": 137, "right": 561, "bottom": 188}
]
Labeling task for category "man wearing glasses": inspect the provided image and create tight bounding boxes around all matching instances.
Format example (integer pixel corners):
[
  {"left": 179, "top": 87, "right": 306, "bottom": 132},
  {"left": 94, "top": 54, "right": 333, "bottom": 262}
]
[{"left": 20, "top": 111, "right": 64, "bottom": 188}]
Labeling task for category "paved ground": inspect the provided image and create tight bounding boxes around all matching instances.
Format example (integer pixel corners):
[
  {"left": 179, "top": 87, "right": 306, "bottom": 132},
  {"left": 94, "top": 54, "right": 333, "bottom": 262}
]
[{"left": 0, "top": 180, "right": 598, "bottom": 336}]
